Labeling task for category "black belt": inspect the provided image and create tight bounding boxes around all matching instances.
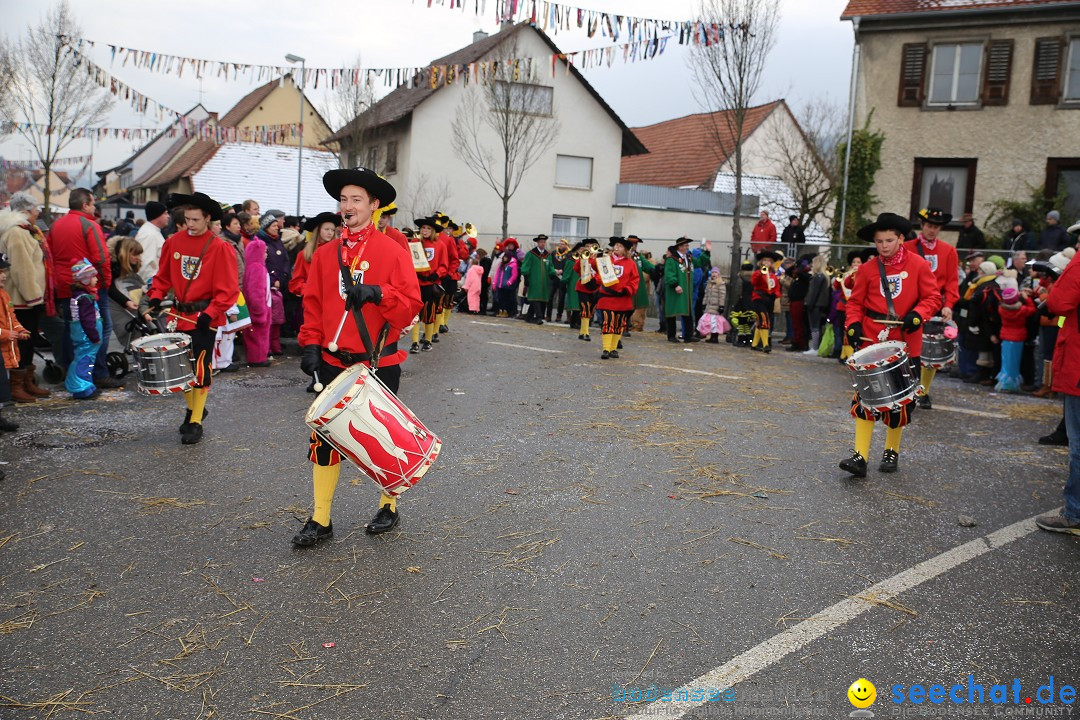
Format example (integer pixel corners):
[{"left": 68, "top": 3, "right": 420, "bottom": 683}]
[
  {"left": 865, "top": 310, "right": 893, "bottom": 321},
  {"left": 329, "top": 342, "right": 399, "bottom": 366},
  {"left": 176, "top": 299, "right": 210, "bottom": 313}
]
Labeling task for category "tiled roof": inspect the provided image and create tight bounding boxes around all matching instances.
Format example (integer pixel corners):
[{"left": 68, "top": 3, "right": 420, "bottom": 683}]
[
  {"left": 619, "top": 101, "right": 782, "bottom": 189},
  {"left": 192, "top": 144, "right": 340, "bottom": 216},
  {"left": 327, "top": 23, "right": 647, "bottom": 156},
  {"left": 840, "top": 0, "right": 1077, "bottom": 18}
]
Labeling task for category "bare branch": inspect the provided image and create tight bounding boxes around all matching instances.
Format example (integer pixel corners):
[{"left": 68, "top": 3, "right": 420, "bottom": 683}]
[
  {"left": 765, "top": 99, "right": 844, "bottom": 230},
  {"left": 320, "top": 54, "right": 377, "bottom": 167},
  {"left": 450, "top": 34, "right": 561, "bottom": 239}
]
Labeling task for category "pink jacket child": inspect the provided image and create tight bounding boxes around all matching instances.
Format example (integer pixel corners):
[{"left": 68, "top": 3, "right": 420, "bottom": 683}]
[
  {"left": 462, "top": 263, "right": 483, "bottom": 313},
  {"left": 242, "top": 238, "right": 271, "bottom": 366}
]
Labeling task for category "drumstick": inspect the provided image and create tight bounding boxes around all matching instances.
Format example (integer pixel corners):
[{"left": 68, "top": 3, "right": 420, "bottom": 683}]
[
  {"left": 878, "top": 319, "right": 904, "bottom": 325},
  {"left": 313, "top": 370, "right": 323, "bottom": 393},
  {"left": 327, "top": 309, "right": 349, "bottom": 353}
]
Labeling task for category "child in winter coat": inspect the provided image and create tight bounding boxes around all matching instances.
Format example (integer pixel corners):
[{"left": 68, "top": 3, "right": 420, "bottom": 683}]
[
  {"left": 462, "top": 259, "right": 484, "bottom": 314},
  {"left": 66, "top": 259, "right": 102, "bottom": 399},
  {"left": 242, "top": 237, "right": 271, "bottom": 367},
  {"left": 995, "top": 286, "right": 1037, "bottom": 392},
  {"left": 696, "top": 267, "right": 730, "bottom": 342},
  {"left": 0, "top": 253, "right": 33, "bottom": 412},
  {"left": 492, "top": 250, "right": 519, "bottom": 318}
]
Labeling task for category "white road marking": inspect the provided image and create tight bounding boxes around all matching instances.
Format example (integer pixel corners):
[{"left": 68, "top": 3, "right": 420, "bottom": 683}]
[
  {"left": 470, "top": 321, "right": 502, "bottom": 327},
  {"left": 933, "top": 405, "right": 1008, "bottom": 419},
  {"left": 636, "top": 363, "right": 744, "bottom": 381},
  {"left": 487, "top": 341, "right": 563, "bottom": 354},
  {"left": 620, "top": 514, "right": 1042, "bottom": 720}
]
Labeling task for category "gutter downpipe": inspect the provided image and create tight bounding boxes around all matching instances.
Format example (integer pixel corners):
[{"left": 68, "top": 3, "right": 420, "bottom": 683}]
[{"left": 839, "top": 16, "right": 860, "bottom": 243}]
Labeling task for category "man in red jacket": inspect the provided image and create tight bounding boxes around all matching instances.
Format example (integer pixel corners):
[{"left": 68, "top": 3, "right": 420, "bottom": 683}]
[
  {"left": 147, "top": 192, "right": 239, "bottom": 445},
  {"left": 841, "top": 213, "right": 941, "bottom": 477},
  {"left": 749, "top": 211, "right": 777, "bottom": 253},
  {"left": 46, "top": 188, "right": 123, "bottom": 387},
  {"left": 294, "top": 168, "right": 422, "bottom": 545},
  {"left": 905, "top": 207, "right": 960, "bottom": 409},
  {"left": 1036, "top": 249, "right": 1080, "bottom": 535},
  {"left": 593, "top": 236, "right": 640, "bottom": 359},
  {"left": 375, "top": 204, "right": 409, "bottom": 251}
]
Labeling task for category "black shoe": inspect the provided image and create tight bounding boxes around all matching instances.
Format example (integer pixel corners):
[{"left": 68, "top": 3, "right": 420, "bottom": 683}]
[
  {"left": 431, "top": 334, "right": 439, "bottom": 343},
  {"left": 439, "top": 325, "right": 449, "bottom": 334},
  {"left": 916, "top": 394, "right": 932, "bottom": 410},
  {"left": 763, "top": 345, "right": 772, "bottom": 354},
  {"left": 616, "top": 340, "right": 623, "bottom": 349},
  {"left": 247, "top": 360, "right": 271, "bottom": 368},
  {"left": 180, "top": 422, "right": 203, "bottom": 445},
  {"left": 292, "top": 518, "right": 333, "bottom": 546},
  {"left": 609, "top": 350, "right": 619, "bottom": 359},
  {"left": 421, "top": 340, "right": 432, "bottom": 351},
  {"left": 578, "top": 334, "right": 586, "bottom": 340},
  {"left": 668, "top": 337, "right": 681, "bottom": 343},
  {"left": 366, "top": 505, "right": 399, "bottom": 534},
  {"left": 221, "top": 363, "right": 240, "bottom": 373},
  {"left": 178, "top": 408, "right": 209, "bottom": 433},
  {"left": 839, "top": 451, "right": 868, "bottom": 478},
  {"left": 96, "top": 376, "right": 125, "bottom": 389},
  {"left": 879, "top": 449, "right": 899, "bottom": 473},
  {"left": 0, "top": 414, "right": 18, "bottom": 432},
  {"left": 533, "top": 319, "right": 544, "bottom": 325},
  {"left": 601, "top": 350, "right": 611, "bottom": 360},
  {"left": 583, "top": 335, "right": 591, "bottom": 342},
  {"left": 1039, "top": 430, "right": 1069, "bottom": 446},
  {"left": 623, "top": 331, "right": 632, "bottom": 339},
  {"left": 410, "top": 342, "right": 420, "bottom": 354},
  {"left": 683, "top": 336, "right": 700, "bottom": 343}
]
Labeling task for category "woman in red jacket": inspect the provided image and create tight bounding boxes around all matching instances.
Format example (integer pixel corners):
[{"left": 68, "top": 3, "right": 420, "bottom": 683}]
[{"left": 593, "top": 236, "right": 640, "bottom": 360}]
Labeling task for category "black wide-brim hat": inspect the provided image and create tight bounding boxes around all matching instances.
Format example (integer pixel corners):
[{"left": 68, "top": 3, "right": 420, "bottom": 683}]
[
  {"left": 167, "top": 192, "right": 223, "bottom": 222},
  {"left": 322, "top": 167, "right": 396, "bottom": 207},
  {"left": 918, "top": 207, "right": 952, "bottom": 226},
  {"left": 415, "top": 216, "right": 441, "bottom": 230},
  {"left": 856, "top": 212, "right": 913, "bottom": 242},
  {"left": 304, "top": 211, "right": 342, "bottom": 233},
  {"left": 608, "top": 236, "right": 633, "bottom": 249},
  {"left": 570, "top": 241, "right": 586, "bottom": 253},
  {"left": 755, "top": 250, "right": 783, "bottom": 262}
]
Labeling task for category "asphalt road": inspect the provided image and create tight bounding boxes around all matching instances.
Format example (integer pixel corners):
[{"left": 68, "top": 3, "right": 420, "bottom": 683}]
[{"left": 0, "top": 316, "right": 1076, "bottom": 720}]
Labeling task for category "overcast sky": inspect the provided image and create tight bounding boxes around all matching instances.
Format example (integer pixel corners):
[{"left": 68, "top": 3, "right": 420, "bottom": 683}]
[{"left": 0, "top": 0, "right": 854, "bottom": 177}]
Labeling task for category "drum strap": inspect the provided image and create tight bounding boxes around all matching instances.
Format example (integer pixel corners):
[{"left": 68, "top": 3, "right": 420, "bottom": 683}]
[
  {"left": 877, "top": 260, "right": 899, "bottom": 321},
  {"left": 337, "top": 240, "right": 391, "bottom": 373}
]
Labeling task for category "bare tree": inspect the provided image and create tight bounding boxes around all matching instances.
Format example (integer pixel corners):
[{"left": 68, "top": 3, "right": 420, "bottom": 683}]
[
  {"left": 767, "top": 98, "right": 844, "bottom": 231},
  {"left": 399, "top": 172, "right": 453, "bottom": 226},
  {"left": 0, "top": 1, "right": 112, "bottom": 221},
  {"left": 320, "top": 54, "right": 377, "bottom": 168},
  {"left": 450, "top": 35, "right": 560, "bottom": 239},
  {"left": 690, "top": 0, "right": 780, "bottom": 295}
]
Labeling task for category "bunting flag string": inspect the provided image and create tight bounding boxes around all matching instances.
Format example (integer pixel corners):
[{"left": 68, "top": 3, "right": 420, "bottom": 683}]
[
  {"left": 2, "top": 119, "right": 304, "bottom": 148},
  {"left": 60, "top": 21, "right": 718, "bottom": 92},
  {"left": 0, "top": 154, "right": 92, "bottom": 169}
]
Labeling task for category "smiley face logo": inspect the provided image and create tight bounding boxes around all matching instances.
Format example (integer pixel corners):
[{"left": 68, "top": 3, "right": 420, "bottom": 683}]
[{"left": 848, "top": 678, "right": 876, "bottom": 709}]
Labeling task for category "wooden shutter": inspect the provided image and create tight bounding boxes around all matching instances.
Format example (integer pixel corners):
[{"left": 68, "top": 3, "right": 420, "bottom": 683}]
[
  {"left": 898, "top": 43, "right": 928, "bottom": 107},
  {"left": 981, "top": 40, "right": 1013, "bottom": 105},
  {"left": 1030, "top": 36, "right": 1063, "bottom": 105}
]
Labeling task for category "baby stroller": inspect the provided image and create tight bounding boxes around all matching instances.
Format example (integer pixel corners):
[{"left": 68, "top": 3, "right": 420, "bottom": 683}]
[
  {"left": 106, "top": 304, "right": 170, "bottom": 378},
  {"left": 727, "top": 310, "right": 756, "bottom": 347}
]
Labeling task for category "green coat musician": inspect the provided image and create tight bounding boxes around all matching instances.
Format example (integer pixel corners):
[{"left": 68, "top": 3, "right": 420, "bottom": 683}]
[
  {"left": 664, "top": 238, "right": 694, "bottom": 317},
  {"left": 634, "top": 254, "right": 655, "bottom": 310},
  {"left": 521, "top": 239, "right": 556, "bottom": 302}
]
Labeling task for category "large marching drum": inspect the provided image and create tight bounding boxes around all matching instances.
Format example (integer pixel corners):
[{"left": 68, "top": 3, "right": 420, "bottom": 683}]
[
  {"left": 920, "top": 316, "right": 958, "bottom": 369},
  {"left": 305, "top": 364, "right": 441, "bottom": 497},
  {"left": 130, "top": 333, "right": 197, "bottom": 396},
  {"left": 846, "top": 340, "right": 919, "bottom": 413}
]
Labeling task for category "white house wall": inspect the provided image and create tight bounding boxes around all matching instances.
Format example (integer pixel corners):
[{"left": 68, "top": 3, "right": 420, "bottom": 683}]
[{"left": 400, "top": 29, "right": 624, "bottom": 241}]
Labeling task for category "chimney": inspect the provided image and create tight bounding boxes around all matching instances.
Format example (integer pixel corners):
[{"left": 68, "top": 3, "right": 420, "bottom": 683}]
[{"left": 473, "top": 29, "right": 489, "bottom": 44}]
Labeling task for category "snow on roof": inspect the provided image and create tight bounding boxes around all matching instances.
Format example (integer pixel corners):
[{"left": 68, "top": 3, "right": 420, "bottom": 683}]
[
  {"left": 191, "top": 144, "right": 341, "bottom": 216},
  {"left": 712, "top": 172, "right": 830, "bottom": 243}
]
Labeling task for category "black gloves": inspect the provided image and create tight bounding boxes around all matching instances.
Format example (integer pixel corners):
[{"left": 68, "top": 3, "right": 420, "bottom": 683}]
[
  {"left": 431, "top": 282, "right": 446, "bottom": 298},
  {"left": 195, "top": 313, "right": 212, "bottom": 332},
  {"left": 600, "top": 287, "right": 629, "bottom": 297},
  {"left": 847, "top": 322, "right": 864, "bottom": 350},
  {"left": 300, "top": 344, "right": 322, "bottom": 377},
  {"left": 903, "top": 311, "right": 922, "bottom": 333},
  {"left": 148, "top": 297, "right": 162, "bottom": 313},
  {"left": 344, "top": 283, "right": 382, "bottom": 310}
]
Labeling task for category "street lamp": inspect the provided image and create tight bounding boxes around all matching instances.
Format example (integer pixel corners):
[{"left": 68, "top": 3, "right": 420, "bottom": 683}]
[{"left": 285, "top": 53, "right": 305, "bottom": 216}]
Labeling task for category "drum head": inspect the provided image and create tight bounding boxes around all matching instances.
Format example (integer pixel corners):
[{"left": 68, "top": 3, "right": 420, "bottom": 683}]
[
  {"left": 309, "top": 365, "right": 366, "bottom": 421},
  {"left": 131, "top": 333, "right": 190, "bottom": 352},
  {"left": 850, "top": 340, "right": 907, "bottom": 366}
]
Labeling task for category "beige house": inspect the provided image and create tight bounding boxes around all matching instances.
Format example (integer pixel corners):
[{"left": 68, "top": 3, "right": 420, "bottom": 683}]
[
  {"left": 841, "top": 0, "right": 1080, "bottom": 240},
  {"left": 326, "top": 23, "right": 646, "bottom": 245},
  {"left": 122, "top": 76, "right": 334, "bottom": 207}
]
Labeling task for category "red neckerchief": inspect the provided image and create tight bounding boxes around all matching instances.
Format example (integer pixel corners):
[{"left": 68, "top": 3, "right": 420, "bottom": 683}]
[
  {"left": 881, "top": 244, "right": 907, "bottom": 268},
  {"left": 340, "top": 222, "right": 375, "bottom": 265},
  {"left": 918, "top": 233, "right": 938, "bottom": 251}
]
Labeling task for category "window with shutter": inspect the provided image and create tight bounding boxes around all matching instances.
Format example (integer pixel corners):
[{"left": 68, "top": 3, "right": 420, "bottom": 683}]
[
  {"left": 898, "top": 43, "right": 928, "bottom": 107},
  {"left": 1030, "top": 36, "right": 1063, "bottom": 105},
  {"left": 1064, "top": 38, "right": 1080, "bottom": 102},
  {"left": 981, "top": 40, "right": 1013, "bottom": 106}
]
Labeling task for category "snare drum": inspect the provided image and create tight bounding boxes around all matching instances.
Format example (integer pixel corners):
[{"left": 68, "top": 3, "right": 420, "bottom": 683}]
[
  {"left": 305, "top": 364, "right": 441, "bottom": 497},
  {"left": 130, "top": 333, "right": 196, "bottom": 396},
  {"left": 846, "top": 340, "right": 918, "bottom": 413},
  {"left": 920, "top": 316, "right": 956, "bottom": 369}
]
